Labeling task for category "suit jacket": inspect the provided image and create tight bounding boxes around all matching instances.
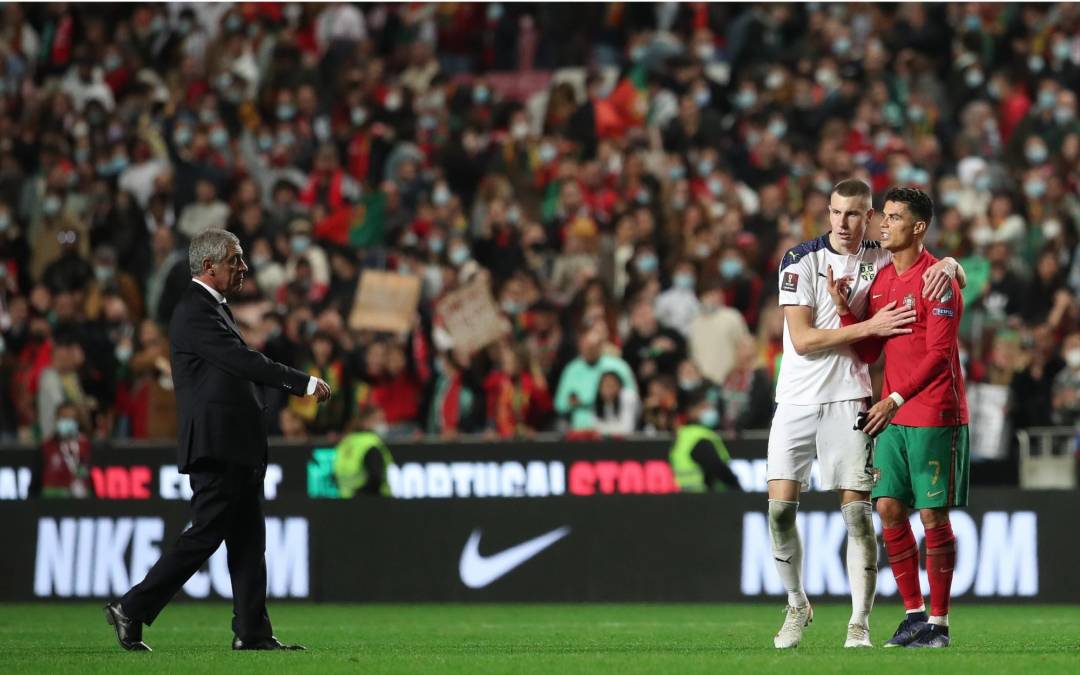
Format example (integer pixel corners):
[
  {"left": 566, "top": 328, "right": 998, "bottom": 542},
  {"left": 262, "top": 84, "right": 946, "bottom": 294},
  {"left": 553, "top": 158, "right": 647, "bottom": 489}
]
[{"left": 169, "top": 282, "right": 309, "bottom": 472}]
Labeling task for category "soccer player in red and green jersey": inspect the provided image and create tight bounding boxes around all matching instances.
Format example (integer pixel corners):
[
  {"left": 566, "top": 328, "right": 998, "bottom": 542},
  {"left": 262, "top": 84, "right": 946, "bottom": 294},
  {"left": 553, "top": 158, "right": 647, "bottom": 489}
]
[{"left": 828, "top": 187, "right": 968, "bottom": 649}]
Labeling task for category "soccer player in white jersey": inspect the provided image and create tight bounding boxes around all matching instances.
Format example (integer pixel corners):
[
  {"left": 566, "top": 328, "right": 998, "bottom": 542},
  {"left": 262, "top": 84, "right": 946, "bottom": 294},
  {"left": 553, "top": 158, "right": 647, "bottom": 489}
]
[{"left": 768, "top": 179, "right": 963, "bottom": 649}]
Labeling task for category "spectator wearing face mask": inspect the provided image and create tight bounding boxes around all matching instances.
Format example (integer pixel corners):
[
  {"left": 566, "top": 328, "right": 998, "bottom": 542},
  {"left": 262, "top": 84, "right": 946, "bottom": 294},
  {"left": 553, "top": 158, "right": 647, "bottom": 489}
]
[
  {"left": 654, "top": 259, "right": 702, "bottom": 338},
  {"left": 688, "top": 281, "right": 751, "bottom": 386},
  {"left": 40, "top": 401, "right": 92, "bottom": 497},
  {"left": 623, "top": 242, "right": 662, "bottom": 305},
  {"left": 36, "top": 333, "right": 92, "bottom": 441},
  {"left": 30, "top": 189, "right": 89, "bottom": 283},
  {"left": 85, "top": 245, "right": 144, "bottom": 323},
  {"left": 40, "top": 228, "right": 94, "bottom": 294},
  {"left": 282, "top": 218, "right": 330, "bottom": 301},
  {"left": 710, "top": 247, "right": 763, "bottom": 330},
  {"left": 247, "top": 237, "right": 286, "bottom": 301},
  {"left": 668, "top": 391, "right": 742, "bottom": 493}
]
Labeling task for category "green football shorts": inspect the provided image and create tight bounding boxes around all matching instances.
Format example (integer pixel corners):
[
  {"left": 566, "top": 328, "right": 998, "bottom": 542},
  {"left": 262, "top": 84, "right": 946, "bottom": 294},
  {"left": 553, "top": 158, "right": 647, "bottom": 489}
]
[{"left": 871, "top": 424, "right": 969, "bottom": 509}]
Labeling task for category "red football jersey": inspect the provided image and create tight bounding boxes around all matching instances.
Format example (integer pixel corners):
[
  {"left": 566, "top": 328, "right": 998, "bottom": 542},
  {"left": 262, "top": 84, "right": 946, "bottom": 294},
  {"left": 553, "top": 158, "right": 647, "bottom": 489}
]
[{"left": 841, "top": 249, "right": 968, "bottom": 427}]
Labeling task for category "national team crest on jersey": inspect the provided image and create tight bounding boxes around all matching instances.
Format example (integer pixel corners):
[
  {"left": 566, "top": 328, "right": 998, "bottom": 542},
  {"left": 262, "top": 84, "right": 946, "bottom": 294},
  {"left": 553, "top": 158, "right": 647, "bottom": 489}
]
[
  {"left": 859, "top": 263, "right": 875, "bottom": 281},
  {"left": 903, "top": 293, "right": 915, "bottom": 309},
  {"left": 781, "top": 272, "right": 799, "bottom": 292}
]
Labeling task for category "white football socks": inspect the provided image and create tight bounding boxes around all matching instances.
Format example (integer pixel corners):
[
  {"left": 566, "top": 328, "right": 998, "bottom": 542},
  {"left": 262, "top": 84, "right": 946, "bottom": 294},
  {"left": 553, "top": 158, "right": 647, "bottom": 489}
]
[
  {"left": 929, "top": 615, "right": 949, "bottom": 627},
  {"left": 768, "top": 499, "right": 807, "bottom": 608},
  {"left": 841, "top": 500, "right": 878, "bottom": 628}
]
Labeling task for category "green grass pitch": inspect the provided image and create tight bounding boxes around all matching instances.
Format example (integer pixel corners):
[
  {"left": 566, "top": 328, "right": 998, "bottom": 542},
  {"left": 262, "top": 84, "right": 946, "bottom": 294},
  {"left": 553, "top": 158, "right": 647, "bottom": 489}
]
[{"left": 1, "top": 603, "right": 1077, "bottom": 674}]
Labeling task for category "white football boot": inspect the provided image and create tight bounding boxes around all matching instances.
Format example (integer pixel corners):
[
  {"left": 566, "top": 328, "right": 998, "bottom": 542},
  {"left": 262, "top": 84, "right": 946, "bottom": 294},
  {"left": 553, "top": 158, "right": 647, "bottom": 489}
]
[
  {"left": 844, "top": 622, "right": 873, "bottom": 648},
  {"left": 773, "top": 603, "right": 813, "bottom": 649}
]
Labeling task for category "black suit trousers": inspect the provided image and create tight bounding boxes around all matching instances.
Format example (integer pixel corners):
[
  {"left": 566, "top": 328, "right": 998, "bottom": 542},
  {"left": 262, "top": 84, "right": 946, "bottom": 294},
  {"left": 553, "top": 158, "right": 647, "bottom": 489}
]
[{"left": 120, "top": 463, "right": 272, "bottom": 640}]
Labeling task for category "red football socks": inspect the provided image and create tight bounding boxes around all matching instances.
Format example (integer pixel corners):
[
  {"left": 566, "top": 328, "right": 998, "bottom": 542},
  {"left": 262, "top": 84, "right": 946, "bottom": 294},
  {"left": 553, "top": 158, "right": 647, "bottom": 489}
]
[
  {"left": 883, "top": 523, "right": 924, "bottom": 611},
  {"left": 925, "top": 522, "right": 957, "bottom": 618}
]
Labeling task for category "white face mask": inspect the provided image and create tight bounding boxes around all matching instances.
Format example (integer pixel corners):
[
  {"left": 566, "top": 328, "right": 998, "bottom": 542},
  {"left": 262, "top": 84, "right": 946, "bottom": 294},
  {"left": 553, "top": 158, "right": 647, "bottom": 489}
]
[
  {"left": 1066, "top": 348, "right": 1080, "bottom": 369},
  {"left": 56, "top": 418, "right": 79, "bottom": 438},
  {"left": 1042, "top": 220, "right": 1062, "bottom": 240}
]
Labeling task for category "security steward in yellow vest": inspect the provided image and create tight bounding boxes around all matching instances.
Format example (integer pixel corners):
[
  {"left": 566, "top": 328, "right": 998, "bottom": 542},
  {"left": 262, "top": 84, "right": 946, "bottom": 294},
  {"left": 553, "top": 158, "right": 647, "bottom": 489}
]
[
  {"left": 333, "top": 430, "right": 394, "bottom": 497},
  {"left": 669, "top": 392, "right": 743, "bottom": 492}
]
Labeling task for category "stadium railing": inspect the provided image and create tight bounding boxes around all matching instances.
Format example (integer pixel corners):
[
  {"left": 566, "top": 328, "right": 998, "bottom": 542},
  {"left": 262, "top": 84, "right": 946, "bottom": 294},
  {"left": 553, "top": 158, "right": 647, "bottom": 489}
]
[{"left": 1017, "top": 426, "right": 1080, "bottom": 489}]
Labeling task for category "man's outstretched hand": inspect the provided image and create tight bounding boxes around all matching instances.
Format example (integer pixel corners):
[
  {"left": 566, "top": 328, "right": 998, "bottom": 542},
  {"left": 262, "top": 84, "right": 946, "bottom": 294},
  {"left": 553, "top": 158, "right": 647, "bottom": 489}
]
[{"left": 313, "top": 378, "right": 332, "bottom": 403}]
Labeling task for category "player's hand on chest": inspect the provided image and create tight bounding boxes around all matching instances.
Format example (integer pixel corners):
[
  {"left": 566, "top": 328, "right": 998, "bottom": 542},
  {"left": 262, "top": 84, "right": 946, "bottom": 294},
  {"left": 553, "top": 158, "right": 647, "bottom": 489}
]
[{"left": 877, "top": 282, "right": 926, "bottom": 329}]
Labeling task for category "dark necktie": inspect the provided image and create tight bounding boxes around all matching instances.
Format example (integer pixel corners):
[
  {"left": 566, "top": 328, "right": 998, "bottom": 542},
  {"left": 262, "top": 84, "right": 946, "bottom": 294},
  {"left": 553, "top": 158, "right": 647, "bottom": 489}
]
[{"left": 221, "top": 302, "right": 243, "bottom": 340}]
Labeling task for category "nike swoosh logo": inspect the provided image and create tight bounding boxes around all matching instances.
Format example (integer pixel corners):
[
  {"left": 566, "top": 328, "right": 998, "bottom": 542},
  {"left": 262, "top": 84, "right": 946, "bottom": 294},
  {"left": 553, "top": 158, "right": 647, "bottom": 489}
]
[
  {"left": 459, "top": 526, "right": 570, "bottom": 589},
  {"left": 927, "top": 490, "right": 944, "bottom": 498},
  {"left": 939, "top": 568, "right": 954, "bottom": 573}
]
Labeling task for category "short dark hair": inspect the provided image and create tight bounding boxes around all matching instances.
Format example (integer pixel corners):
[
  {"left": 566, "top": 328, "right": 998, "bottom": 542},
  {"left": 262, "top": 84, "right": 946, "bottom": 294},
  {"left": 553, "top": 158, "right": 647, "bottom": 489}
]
[
  {"left": 829, "top": 179, "right": 872, "bottom": 204},
  {"left": 883, "top": 186, "right": 934, "bottom": 226}
]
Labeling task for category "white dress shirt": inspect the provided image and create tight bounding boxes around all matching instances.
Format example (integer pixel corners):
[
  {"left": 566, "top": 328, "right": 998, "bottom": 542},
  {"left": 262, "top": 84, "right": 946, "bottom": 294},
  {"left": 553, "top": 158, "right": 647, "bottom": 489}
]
[{"left": 191, "top": 278, "right": 317, "bottom": 395}]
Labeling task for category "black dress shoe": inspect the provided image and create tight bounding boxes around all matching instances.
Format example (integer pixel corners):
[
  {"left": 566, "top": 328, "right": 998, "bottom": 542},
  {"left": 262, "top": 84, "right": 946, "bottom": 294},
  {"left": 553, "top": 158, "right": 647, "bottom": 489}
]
[
  {"left": 103, "top": 602, "right": 152, "bottom": 652},
  {"left": 232, "top": 636, "right": 306, "bottom": 651}
]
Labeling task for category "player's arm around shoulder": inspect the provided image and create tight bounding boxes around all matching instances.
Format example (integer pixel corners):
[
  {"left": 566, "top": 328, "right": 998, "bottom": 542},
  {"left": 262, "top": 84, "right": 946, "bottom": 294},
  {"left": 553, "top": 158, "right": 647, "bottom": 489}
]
[{"left": 922, "top": 256, "right": 966, "bottom": 299}]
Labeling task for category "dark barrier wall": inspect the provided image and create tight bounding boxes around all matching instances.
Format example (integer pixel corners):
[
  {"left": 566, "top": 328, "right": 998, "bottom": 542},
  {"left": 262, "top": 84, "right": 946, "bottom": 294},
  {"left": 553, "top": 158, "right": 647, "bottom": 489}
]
[{"left": 2, "top": 489, "right": 1069, "bottom": 603}]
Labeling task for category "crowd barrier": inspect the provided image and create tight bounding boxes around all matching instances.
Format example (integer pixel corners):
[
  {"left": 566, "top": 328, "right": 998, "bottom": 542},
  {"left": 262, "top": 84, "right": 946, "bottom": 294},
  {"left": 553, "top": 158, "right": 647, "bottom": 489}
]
[
  {"left": 1, "top": 490, "right": 1066, "bottom": 602},
  {"left": 1, "top": 437, "right": 1070, "bottom": 603}
]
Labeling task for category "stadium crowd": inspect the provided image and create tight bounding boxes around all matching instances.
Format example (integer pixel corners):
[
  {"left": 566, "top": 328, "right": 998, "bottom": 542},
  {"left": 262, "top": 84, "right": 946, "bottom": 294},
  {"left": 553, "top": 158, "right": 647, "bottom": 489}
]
[{"left": 0, "top": 2, "right": 1079, "bottom": 447}]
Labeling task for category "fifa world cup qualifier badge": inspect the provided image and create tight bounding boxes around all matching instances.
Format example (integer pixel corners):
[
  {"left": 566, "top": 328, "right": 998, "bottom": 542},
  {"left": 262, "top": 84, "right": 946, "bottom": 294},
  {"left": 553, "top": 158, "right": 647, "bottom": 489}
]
[{"left": 781, "top": 271, "right": 798, "bottom": 292}]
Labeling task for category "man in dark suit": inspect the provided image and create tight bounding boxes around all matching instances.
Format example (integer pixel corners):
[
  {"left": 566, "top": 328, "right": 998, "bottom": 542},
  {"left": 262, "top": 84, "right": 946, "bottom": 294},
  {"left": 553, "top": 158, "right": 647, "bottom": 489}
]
[{"left": 105, "top": 229, "right": 331, "bottom": 652}]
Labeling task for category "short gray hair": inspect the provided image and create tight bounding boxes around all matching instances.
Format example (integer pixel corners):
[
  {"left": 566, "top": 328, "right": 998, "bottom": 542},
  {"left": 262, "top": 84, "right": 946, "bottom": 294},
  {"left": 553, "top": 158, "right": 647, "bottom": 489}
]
[{"left": 188, "top": 229, "right": 240, "bottom": 276}]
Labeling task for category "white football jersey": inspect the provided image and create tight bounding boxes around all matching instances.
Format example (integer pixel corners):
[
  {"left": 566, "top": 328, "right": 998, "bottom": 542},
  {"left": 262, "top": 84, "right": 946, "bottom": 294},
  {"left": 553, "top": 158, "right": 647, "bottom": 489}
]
[{"left": 774, "top": 234, "right": 893, "bottom": 405}]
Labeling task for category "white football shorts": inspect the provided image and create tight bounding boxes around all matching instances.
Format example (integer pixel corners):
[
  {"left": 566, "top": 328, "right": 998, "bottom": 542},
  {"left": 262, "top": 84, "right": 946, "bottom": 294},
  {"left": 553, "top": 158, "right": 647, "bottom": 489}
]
[{"left": 767, "top": 399, "right": 875, "bottom": 492}]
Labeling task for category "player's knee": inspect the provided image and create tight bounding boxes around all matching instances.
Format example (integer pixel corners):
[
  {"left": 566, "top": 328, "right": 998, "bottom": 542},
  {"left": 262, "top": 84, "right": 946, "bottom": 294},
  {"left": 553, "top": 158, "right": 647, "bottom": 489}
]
[
  {"left": 919, "top": 508, "right": 949, "bottom": 530},
  {"left": 768, "top": 499, "right": 798, "bottom": 531},
  {"left": 876, "top": 498, "right": 907, "bottom": 528},
  {"left": 841, "top": 500, "right": 873, "bottom": 537}
]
